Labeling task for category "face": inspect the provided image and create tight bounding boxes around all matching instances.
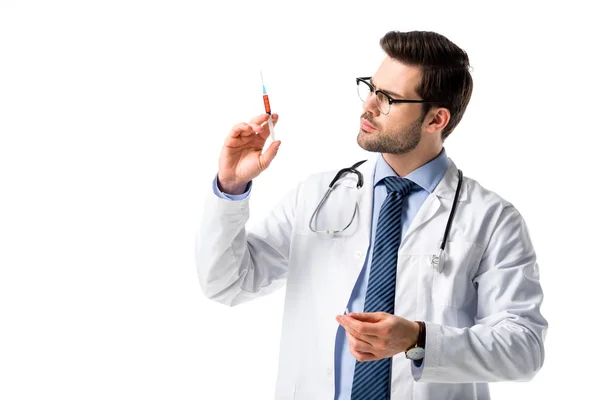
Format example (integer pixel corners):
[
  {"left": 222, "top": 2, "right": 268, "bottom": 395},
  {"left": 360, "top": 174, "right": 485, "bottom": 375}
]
[{"left": 357, "top": 57, "right": 427, "bottom": 155}]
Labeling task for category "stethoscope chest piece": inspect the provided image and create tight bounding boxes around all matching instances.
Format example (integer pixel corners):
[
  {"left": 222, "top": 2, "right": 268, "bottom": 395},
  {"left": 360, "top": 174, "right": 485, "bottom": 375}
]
[{"left": 431, "top": 248, "right": 446, "bottom": 273}]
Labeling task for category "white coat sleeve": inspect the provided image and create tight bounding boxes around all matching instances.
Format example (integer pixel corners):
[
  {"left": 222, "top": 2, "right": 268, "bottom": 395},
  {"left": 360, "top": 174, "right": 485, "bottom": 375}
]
[
  {"left": 195, "top": 181, "right": 300, "bottom": 307},
  {"left": 412, "top": 204, "right": 548, "bottom": 383}
]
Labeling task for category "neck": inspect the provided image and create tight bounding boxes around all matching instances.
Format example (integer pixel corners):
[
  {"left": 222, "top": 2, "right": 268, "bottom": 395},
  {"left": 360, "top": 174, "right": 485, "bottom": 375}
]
[{"left": 382, "top": 146, "right": 443, "bottom": 177}]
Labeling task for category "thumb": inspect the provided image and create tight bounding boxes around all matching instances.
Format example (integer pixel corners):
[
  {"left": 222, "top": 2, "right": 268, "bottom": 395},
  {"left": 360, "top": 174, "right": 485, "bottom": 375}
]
[
  {"left": 348, "top": 312, "right": 386, "bottom": 322},
  {"left": 259, "top": 140, "right": 281, "bottom": 170}
]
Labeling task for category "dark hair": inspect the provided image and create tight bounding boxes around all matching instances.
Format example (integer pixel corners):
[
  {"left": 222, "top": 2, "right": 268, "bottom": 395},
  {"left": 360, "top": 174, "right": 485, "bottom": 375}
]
[{"left": 380, "top": 31, "right": 473, "bottom": 141}]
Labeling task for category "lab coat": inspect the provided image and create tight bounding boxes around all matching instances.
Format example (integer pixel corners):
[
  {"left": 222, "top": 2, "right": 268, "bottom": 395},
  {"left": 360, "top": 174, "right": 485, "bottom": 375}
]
[{"left": 196, "top": 156, "right": 547, "bottom": 400}]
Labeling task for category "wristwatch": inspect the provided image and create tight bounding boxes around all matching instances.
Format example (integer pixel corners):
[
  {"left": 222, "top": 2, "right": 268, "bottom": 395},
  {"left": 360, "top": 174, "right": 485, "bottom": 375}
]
[{"left": 405, "top": 321, "right": 426, "bottom": 361}]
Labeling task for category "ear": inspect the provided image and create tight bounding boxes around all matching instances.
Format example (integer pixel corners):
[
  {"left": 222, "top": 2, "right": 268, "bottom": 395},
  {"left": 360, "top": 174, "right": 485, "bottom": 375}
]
[{"left": 424, "top": 107, "right": 451, "bottom": 135}]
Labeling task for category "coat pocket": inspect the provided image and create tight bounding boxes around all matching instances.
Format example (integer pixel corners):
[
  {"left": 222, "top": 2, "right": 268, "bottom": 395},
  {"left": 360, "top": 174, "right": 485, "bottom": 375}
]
[{"left": 430, "top": 240, "right": 482, "bottom": 309}]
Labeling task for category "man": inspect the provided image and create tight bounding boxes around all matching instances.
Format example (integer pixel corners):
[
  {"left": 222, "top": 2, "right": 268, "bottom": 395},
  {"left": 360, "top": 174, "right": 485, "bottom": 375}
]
[{"left": 196, "top": 30, "right": 547, "bottom": 400}]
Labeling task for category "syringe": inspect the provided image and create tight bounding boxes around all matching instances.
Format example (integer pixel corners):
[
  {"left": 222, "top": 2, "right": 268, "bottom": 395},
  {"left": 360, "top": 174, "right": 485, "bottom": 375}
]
[{"left": 260, "top": 71, "right": 275, "bottom": 142}]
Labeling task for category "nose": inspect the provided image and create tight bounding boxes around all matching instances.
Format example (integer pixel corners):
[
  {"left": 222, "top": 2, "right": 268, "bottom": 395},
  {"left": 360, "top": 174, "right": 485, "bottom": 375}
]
[{"left": 362, "top": 91, "right": 380, "bottom": 116}]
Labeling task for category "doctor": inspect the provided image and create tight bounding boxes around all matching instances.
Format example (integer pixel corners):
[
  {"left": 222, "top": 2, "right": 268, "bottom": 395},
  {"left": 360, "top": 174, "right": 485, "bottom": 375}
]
[{"left": 196, "top": 30, "right": 547, "bottom": 400}]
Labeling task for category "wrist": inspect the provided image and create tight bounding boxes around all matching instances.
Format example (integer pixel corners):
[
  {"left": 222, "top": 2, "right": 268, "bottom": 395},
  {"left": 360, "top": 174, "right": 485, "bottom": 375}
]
[
  {"left": 406, "top": 321, "right": 425, "bottom": 350},
  {"left": 217, "top": 176, "right": 249, "bottom": 195},
  {"left": 404, "top": 321, "right": 425, "bottom": 367},
  {"left": 416, "top": 321, "right": 426, "bottom": 348},
  {"left": 405, "top": 321, "right": 426, "bottom": 362},
  {"left": 409, "top": 321, "right": 420, "bottom": 348}
]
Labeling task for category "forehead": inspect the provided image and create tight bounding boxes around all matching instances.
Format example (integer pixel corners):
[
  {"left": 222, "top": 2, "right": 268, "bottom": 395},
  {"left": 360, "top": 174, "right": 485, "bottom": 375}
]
[{"left": 371, "top": 56, "right": 422, "bottom": 97}]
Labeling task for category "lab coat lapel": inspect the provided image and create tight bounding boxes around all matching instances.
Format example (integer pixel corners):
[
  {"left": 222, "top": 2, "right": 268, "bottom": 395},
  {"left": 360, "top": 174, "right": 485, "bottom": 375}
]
[
  {"left": 336, "top": 156, "right": 376, "bottom": 299},
  {"left": 334, "top": 157, "right": 467, "bottom": 303},
  {"left": 401, "top": 158, "right": 466, "bottom": 245},
  {"left": 401, "top": 193, "right": 442, "bottom": 246},
  {"left": 354, "top": 155, "right": 376, "bottom": 249}
]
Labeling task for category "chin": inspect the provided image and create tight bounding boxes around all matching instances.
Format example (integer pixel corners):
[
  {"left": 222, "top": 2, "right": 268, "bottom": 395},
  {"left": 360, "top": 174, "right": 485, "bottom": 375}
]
[{"left": 357, "top": 131, "right": 377, "bottom": 152}]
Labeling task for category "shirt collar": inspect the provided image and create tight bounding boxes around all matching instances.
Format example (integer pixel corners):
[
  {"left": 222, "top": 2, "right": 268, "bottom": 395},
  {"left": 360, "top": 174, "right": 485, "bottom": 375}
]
[{"left": 373, "top": 148, "right": 450, "bottom": 194}]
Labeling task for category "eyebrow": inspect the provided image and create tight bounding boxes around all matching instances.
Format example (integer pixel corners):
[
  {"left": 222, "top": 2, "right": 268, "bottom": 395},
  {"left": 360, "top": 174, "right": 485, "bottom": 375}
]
[{"left": 369, "top": 77, "right": 405, "bottom": 99}]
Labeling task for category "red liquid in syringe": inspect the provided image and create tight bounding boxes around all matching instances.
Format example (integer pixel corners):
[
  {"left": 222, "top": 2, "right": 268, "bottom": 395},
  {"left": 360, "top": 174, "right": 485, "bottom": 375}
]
[{"left": 263, "top": 94, "right": 271, "bottom": 114}]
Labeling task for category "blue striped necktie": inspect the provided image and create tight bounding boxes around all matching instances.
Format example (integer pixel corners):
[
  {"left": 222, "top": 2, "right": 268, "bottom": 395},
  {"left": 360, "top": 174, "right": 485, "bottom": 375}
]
[{"left": 350, "top": 176, "right": 415, "bottom": 400}]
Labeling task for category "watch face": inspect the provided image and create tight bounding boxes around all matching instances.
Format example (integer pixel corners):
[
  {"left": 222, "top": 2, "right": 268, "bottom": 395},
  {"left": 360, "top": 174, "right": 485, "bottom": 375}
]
[{"left": 406, "top": 347, "right": 425, "bottom": 360}]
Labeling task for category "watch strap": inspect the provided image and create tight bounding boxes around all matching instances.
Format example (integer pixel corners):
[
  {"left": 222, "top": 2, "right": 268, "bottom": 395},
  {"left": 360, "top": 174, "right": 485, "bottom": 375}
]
[{"left": 416, "top": 321, "right": 426, "bottom": 349}]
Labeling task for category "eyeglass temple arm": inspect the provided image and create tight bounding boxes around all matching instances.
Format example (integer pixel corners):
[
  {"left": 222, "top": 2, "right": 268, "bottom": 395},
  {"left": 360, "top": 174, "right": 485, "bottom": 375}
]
[{"left": 389, "top": 99, "right": 439, "bottom": 104}]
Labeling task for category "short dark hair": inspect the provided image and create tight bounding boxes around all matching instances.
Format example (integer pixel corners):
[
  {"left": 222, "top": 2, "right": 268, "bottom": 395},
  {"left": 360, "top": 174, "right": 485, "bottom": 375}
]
[{"left": 380, "top": 31, "right": 473, "bottom": 141}]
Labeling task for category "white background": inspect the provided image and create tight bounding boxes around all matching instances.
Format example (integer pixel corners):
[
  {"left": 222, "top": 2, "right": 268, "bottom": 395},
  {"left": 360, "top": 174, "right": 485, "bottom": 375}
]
[{"left": 1, "top": 0, "right": 598, "bottom": 399}]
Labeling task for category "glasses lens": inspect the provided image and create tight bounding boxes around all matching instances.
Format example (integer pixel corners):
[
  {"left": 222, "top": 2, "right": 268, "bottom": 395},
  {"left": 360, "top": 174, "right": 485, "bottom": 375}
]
[
  {"left": 376, "top": 92, "right": 391, "bottom": 115},
  {"left": 357, "top": 80, "right": 372, "bottom": 103}
]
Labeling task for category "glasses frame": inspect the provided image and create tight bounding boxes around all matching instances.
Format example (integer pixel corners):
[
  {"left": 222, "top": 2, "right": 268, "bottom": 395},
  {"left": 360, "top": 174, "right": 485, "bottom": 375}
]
[{"left": 356, "top": 77, "right": 439, "bottom": 114}]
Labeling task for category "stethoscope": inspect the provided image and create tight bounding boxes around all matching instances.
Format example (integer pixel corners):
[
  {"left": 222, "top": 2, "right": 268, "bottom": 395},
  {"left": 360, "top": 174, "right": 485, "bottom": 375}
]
[{"left": 309, "top": 160, "right": 463, "bottom": 274}]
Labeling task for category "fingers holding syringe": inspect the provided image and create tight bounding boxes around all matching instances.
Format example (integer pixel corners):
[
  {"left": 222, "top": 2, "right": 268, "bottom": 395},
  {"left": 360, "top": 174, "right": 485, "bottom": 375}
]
[
  {"left": 229, "top": 122, "right": 256, "bottom": 138},
  {"left": 257, "top": 113, "right": 279, "bottom": 140},
  {"left": 249, "top": 113, "right": 271, "bottom": 126},
  {"left": 228, "top": 113, "right": 277, "bottom": 142},
  {"left": 229, "top": 119, "right": 265, "bottom": 140},
  {"left": 259, "top": 138, "right": 282, "bottom": 170}
]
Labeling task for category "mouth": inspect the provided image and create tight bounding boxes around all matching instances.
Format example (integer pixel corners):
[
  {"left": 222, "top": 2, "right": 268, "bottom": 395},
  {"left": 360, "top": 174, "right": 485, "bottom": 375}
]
[{"left": 361, "top": 119, "right": 377, "bottom": 132}]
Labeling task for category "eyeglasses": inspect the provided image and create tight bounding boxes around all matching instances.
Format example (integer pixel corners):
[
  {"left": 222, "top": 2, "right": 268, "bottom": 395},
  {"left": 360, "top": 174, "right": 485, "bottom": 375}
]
[{"left": 356, "top": 77, "right": 438, "bottom": 115}]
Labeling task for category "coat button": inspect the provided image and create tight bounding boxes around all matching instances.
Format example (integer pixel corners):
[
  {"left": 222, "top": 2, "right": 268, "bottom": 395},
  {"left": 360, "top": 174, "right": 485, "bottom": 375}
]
[
  {"left": 326, "top": 367, "right": 333, "bottom": 378},
  {"left": 355, "top": 250, "right": 362, "bottom": 258}
]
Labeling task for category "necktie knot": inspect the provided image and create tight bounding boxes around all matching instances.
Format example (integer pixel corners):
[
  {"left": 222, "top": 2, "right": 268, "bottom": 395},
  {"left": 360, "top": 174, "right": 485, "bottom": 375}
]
[{"left": 382, "top": 176, "right": 415, "bottom": 197}]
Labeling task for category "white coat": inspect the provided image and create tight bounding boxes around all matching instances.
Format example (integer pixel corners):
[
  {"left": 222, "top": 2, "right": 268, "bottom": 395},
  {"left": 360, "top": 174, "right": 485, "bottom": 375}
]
[{"left": 196, "top": 155, "right": 547, "bottom": 400}]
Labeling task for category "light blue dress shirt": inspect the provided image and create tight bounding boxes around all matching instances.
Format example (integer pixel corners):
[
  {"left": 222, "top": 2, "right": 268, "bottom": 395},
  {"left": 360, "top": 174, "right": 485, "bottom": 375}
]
[
  {"left": 212, "top": 149, "right": 450, "bottom": 399},
  {"left": 333, "top": 150, "right": 449, "bottom": 399}
]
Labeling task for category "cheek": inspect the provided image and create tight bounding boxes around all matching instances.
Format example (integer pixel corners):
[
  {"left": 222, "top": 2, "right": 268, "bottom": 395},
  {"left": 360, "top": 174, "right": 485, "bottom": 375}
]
[
  {"left": 382, "top": 109, "right": 420, "bottom": 132},
  {"left": 376, "top": 116, "right": 400, "bottom": 133}
]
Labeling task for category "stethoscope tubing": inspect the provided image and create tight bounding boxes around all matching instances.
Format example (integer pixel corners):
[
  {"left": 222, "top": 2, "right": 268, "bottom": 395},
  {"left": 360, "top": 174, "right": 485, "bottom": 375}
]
[{"left": 310, "top": 159, "right": 464, "bottom": 273}]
